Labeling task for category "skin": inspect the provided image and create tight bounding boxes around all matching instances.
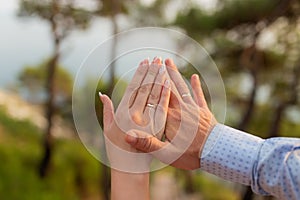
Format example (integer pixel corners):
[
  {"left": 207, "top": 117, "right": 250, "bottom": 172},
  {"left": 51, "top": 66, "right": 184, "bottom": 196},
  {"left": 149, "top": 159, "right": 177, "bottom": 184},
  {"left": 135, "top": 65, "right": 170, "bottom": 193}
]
[
  {"left": 99, "top": 57, "right": 171, "bottom": 200},
  {"left": 126, "top": 58, "right": 217, "bottom": 170}
]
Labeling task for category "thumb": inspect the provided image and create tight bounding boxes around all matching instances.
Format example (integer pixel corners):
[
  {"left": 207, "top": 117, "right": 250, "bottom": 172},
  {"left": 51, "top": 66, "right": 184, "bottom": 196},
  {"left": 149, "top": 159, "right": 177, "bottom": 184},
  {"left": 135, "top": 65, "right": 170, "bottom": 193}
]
[
  {"left": 125, "top": 129, "right": 165, "bottom": 153},
  {"left": 99, "top": 92, "right": 114, "bottom": 130}
]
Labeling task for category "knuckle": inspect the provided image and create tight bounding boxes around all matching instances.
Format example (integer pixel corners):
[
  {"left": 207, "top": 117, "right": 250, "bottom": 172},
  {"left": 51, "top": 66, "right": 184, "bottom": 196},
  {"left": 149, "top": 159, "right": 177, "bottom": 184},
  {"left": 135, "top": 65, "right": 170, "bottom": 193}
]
[
  {"left": 139, "top": 84, "right": 151, "bottom": 94},
  {"left": 150, "top": 93, "right": 160, "bottom": 101},
  {"left": 145, "top": 137, "right": 154, "bottom": 152},
  {"left": 127, "top": 84, "right": 139, "bottom": 93},
  {"left": 137, "top": 137, "right": 151, "bottom": 152},
  {"left": 147, "top": 68, "right": 158, "bottom": 77}
]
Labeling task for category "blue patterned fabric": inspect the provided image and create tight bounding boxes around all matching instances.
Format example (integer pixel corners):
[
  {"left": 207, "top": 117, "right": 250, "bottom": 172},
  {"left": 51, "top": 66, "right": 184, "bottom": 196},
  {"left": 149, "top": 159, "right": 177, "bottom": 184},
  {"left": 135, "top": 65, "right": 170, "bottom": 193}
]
[{"left": 200, "top": 124, "right": 300, "bottom": 200}]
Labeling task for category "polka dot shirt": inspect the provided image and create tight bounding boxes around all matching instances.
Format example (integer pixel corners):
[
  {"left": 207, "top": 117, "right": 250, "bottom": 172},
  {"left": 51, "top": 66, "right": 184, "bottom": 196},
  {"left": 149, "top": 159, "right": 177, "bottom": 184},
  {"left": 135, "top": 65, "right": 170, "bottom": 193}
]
[{"left": 200, "top": 124, "right": 300, "bottom": 200}]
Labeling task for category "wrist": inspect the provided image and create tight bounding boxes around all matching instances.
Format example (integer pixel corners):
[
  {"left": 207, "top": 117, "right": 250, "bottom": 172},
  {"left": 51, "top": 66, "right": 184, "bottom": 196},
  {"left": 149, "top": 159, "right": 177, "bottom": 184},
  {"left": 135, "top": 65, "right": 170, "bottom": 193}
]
[
  {"left": 111, "top": 168, "right": 149, "bottom": 182},
  {"left": 111, "top": 169, "right": 150, "bottom": 200}
]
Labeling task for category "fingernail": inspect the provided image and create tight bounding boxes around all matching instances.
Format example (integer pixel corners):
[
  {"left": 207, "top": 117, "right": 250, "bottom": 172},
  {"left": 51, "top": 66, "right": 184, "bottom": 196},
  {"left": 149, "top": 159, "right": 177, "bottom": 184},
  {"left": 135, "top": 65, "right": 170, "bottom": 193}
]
[
  {"left": 165, "top": 58, "right": 174, "bottom": 66},
  {"left": 139, "top": 59, "right": 148, "bottom": 68},
  {"left": 164, "top": 79, "right": 170, "bottom": 88},
  {"left": 98, "top": 92, "right": 104, "bottom": 103},
  {"left": 159, "top": 65, "right": 166, "bottom": 74},
  {"left": 140, "top": 59, "right": 148, "bottom": 67},
  {"left": 153, "top": 56, "right": 162, "bottom": 64}
]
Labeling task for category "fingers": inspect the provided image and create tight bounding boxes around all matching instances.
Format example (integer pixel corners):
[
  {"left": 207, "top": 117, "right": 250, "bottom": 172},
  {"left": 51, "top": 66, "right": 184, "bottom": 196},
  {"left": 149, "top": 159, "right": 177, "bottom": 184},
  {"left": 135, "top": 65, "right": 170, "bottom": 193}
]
[
  {"left": 99, "top": 92, "right": 115, "bottom": 132},
  {"left": 121, "top": 59, "right": 149, "bottom": 108},
  {"left": 125, "top": 129, "right": 165, "bottom": 153},
  {"left": 154, "top": 79, "right": 171, "bottom": 127},
  {"left": 126, "top": 129, "right": 178, "bottom": 166},
  {"left": 191, "top": 74, "right": 208, "bottom": 109},
  {"left": 157, "top": 79, "right": 171, "bottom": 113},
  {"left": 165, "top": 58, "right": 194, "bottom": 104},
  {"left": 131, "top": 57, "right": 162, "bottom": 111},
  {"left": 146, "top": 65, "right": 167, "bottom": 108}
]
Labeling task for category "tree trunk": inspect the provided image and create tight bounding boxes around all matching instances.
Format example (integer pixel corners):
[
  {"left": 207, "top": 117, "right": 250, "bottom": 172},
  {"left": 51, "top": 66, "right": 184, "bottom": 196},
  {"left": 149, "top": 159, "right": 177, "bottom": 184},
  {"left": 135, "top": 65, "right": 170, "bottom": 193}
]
[
  {"left": 268, "top": 104, "right": 285, "bottom": 138},
  {"left": 238, "top": 71, "right": 258, "bottom": 131},
  {"left": 101, "top": 1, "right": 120, "bottom": 199},
  {"left": 39, "top": 53, "right": 59, "bottom": 177},
  {"left": 107, "top": 13, "right": 118, "bottom": 96},
  {"left": 241, "top": 72, "right": 257, "bottom": 200},
  {"left": 267, "top": 65, "right": 300, "bottom": 139},
  {"left": 239, "top": 46, "right": 260, "bottom": 200},
  {"left": 183, "top": 171, "right": 195, "bottom": 194},
  {"left": 39, "top": 6, "right": 60, "bottom": 177}
]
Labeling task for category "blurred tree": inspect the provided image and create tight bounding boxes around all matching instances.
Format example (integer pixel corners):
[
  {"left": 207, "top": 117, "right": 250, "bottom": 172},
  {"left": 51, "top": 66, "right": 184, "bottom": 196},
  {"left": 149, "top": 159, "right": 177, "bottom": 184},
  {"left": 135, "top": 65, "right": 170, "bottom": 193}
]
[
  {"left": 73, "top": 76, "right": 127, "bottom": 199},
  {"left": 18, "top": 0, "right": 93, "bottom": 177},
  {"left": 93, "top": 1, "right": 129, "bottom": 198},
  {"left": 94, "top": 0, "right": 128, "bottom": 96},
  {"left": 19, "top": 60, "right": 73, "bottom": 104},
  {"left": 18, "top": 60, "right": 74, "bottom": 121},
  {"left": 127, "top": 0, "right": 172, "bottom": 26},
  {"left": 173, "top": 0, "right": 300, "bottom": 199}
]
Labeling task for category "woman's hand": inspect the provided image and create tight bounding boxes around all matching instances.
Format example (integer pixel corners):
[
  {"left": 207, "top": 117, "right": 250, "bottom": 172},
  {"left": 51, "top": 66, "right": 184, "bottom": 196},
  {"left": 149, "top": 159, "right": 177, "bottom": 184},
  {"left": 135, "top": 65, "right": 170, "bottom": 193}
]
[
  {"left": 99, "top": 57, "right": 171, "bottom": 172},
  {"left": 126, "top": 58, "right": 217, "bottom": 170},
  {"left": 100, "top": 57, "right": 170, "bottom": 200}
]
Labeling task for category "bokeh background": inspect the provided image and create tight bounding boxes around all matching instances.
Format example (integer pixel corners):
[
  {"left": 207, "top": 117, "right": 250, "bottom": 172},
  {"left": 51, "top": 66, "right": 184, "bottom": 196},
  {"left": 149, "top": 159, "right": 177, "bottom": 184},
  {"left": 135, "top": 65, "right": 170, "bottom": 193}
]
[{"left": 0, "top": 0, "right": 300, "bottom": 199}]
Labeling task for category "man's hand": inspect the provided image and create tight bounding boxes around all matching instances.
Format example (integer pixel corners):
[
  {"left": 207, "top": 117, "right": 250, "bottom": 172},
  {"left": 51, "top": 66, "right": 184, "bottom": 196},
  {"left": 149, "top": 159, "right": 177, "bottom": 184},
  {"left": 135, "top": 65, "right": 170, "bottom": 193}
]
[{"left": 125, "top": 58, "right": 217, "bottom": 170}]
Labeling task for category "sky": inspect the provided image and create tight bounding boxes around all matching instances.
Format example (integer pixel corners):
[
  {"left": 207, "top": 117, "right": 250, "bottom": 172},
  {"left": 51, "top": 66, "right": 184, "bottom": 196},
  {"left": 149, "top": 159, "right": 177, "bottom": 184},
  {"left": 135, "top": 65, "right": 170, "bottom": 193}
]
[
  {"left": 0, "top": 0, "right": 113, "bottom": 89},
  {"left": 0, "top": 0, "right": 221, "bottom": 89}
]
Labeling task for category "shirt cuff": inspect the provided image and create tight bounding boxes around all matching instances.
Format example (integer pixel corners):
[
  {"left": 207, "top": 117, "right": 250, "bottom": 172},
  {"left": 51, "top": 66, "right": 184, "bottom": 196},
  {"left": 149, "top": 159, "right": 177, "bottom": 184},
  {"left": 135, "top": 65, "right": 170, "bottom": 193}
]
[{"left": 200, "top": 124, "right": 264, "bottom": 185}]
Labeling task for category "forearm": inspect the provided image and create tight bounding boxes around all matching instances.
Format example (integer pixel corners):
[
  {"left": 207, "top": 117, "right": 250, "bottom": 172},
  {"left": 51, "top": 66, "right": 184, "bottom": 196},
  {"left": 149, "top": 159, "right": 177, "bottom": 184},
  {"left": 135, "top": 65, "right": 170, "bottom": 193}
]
[
  {"left": 111, "top": 169, "right": 150, "bottom": 200},
  {"left": 200, "top": 124, "right": 263, "bottom": 185},
  {"left": 200, "top": 124, "right": 300, "bottom": 199}
]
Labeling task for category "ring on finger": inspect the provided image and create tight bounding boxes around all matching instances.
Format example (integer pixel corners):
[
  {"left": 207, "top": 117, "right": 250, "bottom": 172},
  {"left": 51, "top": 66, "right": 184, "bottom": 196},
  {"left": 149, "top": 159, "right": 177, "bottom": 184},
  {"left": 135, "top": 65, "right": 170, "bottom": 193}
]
[
  {"left": 181, "top": 93, "right": 191, "bottom": 98},
  {"left": 146, "top": 103, "right": 157, "bottom": 109}
]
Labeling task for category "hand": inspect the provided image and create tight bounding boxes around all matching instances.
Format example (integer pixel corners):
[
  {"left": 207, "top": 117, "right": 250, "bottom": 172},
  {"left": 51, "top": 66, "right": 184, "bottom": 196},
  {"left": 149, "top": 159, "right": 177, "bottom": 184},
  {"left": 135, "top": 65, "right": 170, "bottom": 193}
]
[
  {"left": 100, "top": 57, "right": 171, "bottom": 173},
  {"left": 125, "top": 58, "right": 217, "bottom": 170}
]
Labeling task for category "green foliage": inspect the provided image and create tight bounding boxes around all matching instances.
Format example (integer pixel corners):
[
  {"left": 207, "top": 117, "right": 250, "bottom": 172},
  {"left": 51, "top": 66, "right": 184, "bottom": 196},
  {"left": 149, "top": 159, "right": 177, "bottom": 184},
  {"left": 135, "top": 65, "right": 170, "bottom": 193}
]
[
  {"left": 0, "top": 107, "right": 42, "bottom": 140},
  {"left": 75, "top": 77, "right": 127, "bottom": 130},
  {"left": 175, "top": 0, "right": 280, "bottom": 35},
  {"left": 19, "top": 60, "right": 73, "bottom": 102},
  {"left": 0, "top": 108, "right": 104, "bottom": 199},
  {"left": 192, "top": 173, "right": 239, "bottom": 200},
  {"left": 11, "top": 0, "right": 300, "bottom": 199},
  {"left": 96, "top": 0, "right": 128, "bottom": 16},
  {"left": 127, "top": 0, "right": 171, "bottom": 26}
]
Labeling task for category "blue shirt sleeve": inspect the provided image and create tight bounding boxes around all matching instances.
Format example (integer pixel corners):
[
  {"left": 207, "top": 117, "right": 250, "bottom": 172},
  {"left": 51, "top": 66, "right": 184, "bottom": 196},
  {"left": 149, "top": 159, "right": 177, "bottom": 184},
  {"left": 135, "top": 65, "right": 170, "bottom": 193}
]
[{"left": 200, "top": 124, "right": 300, "bottom": 199}]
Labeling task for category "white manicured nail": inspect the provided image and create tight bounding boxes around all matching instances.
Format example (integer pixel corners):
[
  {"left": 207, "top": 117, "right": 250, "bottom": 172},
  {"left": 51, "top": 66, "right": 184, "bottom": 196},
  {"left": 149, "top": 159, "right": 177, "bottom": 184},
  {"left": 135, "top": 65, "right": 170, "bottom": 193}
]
[
  {"left": 159, "top": 65, "right": 166, "bottom": 74},
  {"left": 164, "top": 79, "right": 170, "bottom": 88}
]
